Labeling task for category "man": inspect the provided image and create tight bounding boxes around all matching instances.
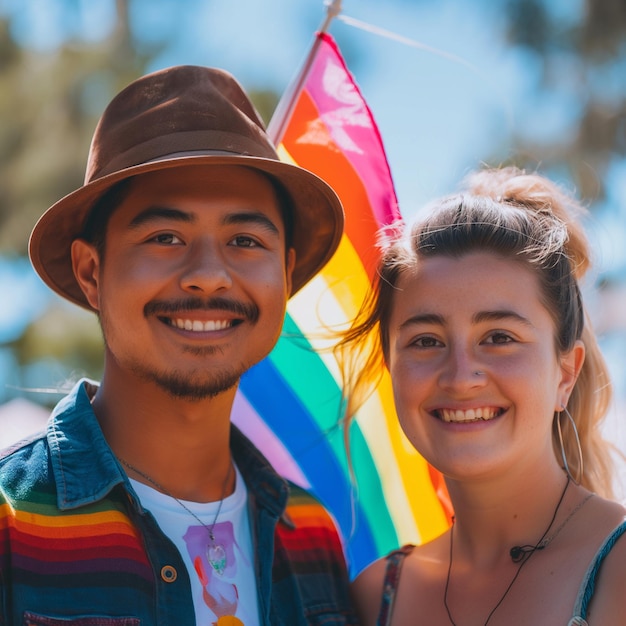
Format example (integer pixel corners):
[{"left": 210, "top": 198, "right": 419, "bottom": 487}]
[{"left": 0, "top": 65, "right": 357, "bottom": 625}]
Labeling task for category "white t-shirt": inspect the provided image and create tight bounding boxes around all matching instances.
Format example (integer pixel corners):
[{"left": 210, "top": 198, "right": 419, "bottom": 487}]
[{"left": 130, "top": 465, "right": 260, "bottom": 626}]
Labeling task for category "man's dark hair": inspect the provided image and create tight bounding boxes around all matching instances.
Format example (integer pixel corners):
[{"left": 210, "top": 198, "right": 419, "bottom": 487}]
[{"left": 79, "top": 178, "right": 134, "bottom": 259}]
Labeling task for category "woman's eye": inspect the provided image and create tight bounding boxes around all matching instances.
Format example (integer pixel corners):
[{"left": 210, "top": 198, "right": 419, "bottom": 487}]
[
  {"left": 152, "top": 233, "right": 182, "bottom": 245},
  {"left": 486, "top": 332, "right": 514, "bottom": 344},
  {"left": 412, "top": 336, "right": 441, "bottom": 348}
]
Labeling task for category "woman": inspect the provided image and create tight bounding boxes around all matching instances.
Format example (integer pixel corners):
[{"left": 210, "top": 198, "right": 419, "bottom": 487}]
[{"left": 338, "top": 167, "right": 626, "bottom": 625}]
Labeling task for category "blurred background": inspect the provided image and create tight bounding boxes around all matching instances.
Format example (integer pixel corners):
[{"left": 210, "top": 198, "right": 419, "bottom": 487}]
[{"left": 0, "top": 0, "right": 625, "bottom": 494}]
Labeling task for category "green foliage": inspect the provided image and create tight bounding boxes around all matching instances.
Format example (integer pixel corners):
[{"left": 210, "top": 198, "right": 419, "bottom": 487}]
[
  {"left": 501, "top": 0, "right": 626, "bottom": 200},
  {"left": 0, "top": 3, "right": 151, "bottom": 255}
]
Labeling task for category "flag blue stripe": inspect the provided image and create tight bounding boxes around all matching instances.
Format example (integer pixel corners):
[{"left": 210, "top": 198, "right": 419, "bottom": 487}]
[{"left": 239, "top": 358, "right": 379, "bottom": 574}]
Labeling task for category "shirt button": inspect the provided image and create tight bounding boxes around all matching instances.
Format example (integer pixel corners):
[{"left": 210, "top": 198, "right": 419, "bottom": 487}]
[{"left": 161, "top": 565, "right": 178, "bottom": 582}]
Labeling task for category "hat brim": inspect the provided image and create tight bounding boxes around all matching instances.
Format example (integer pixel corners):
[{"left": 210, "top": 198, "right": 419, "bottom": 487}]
[{"left": 29, "top": 154, "right": 344, "bottom": 309}]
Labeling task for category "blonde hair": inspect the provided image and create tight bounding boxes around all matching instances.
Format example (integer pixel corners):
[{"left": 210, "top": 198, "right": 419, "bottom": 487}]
[{"left": 336, "top": 166, "right": 615, "bottom": 497}]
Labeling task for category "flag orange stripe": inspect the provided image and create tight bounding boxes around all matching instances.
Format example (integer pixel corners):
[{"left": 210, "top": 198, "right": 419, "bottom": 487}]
[{"left": 282, "top": 90, "right": 382, "bottom": 280}]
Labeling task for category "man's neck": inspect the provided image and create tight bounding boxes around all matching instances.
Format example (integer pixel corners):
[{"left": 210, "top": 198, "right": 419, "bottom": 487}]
[{"left": 90, "top": 369, "right": 238, "bottom": 502}]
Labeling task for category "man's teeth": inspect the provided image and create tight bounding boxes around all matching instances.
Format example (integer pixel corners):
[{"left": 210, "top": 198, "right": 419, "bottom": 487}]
[
  {"left": 440, "top": 408, "right": 500, "bottom": 423},
  {"left": 172, "top": 319, "right": 232, "bottom": 331}
]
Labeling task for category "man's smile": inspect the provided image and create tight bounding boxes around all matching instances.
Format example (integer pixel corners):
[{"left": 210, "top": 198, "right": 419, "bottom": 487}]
[{"left": 164, "top": 317, "right": 240, "bottom": 332}]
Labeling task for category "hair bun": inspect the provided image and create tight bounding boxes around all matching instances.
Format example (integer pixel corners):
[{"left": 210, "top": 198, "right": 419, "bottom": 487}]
[{"left": 464, "top": 166, "right": 591, "bottom": 279}]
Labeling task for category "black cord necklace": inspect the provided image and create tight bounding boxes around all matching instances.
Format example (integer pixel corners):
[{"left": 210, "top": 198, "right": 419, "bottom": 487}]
[{"left": 443, "top": 476, "right": 571, "bottom": 626}]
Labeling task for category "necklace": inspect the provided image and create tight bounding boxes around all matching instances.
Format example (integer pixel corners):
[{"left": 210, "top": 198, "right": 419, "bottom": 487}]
[
  {"left": 443, "top": 476, "right": 572, "bottom": 626},
  {"left": 121, "top": 458, "right": 233, "bottom": 576},
  {"left": 510, "top": 491, "right": 593, "bottom": 562}
]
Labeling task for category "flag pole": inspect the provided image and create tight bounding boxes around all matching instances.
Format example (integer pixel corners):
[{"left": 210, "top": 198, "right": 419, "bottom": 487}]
[{"left": 267, "top": 0, "right": 342, "bottom": 144}]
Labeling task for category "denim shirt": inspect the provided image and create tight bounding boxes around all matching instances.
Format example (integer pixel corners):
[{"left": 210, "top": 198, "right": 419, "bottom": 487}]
[{"left": 0, "top": 380, "right": 357, "bottom": 626}]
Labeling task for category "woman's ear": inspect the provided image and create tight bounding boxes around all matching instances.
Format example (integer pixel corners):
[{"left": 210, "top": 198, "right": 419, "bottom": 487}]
[
  {"left": 557, "top": 339, "right": 585, "bottom": 410},
  {"left": 71, "top": 239, "right": 101, "bottom": 311}
]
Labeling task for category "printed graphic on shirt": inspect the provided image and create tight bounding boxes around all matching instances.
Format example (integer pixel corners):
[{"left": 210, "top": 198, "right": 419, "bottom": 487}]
[
  {"left": 184, "top": 520, "right": 250, "bottom": 624},
  {"left": 128, "top": 468, "right": 259, "bottom": 625}
]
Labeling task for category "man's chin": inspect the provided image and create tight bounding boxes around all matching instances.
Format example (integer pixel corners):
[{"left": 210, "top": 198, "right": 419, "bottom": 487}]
[
  {"left": 136, "top": 367, "right": 242, "bottom": 402},
  {"left": 161, "top": 379, "right": 239, "bottom": 402}
]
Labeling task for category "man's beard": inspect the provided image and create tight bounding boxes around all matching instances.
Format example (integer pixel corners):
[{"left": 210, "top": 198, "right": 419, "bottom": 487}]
[
  {"left": 112, "top": 343, "right": 244, "bottom": 401},
  {"left": 128, "top": 360, "right": 241, "bottom": 401}
]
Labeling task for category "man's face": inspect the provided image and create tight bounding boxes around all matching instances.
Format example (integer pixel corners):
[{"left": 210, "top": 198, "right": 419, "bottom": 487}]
[{"left": 72, "top": 164, "right": 295, "bottom": 400}]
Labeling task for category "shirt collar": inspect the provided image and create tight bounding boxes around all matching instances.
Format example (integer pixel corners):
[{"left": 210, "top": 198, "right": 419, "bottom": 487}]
[
  {"left": 230, "top": 424, "right": 290, "bottom": 521},
  {"left": 48, "top": 379, "right": 291, "bottom": 522},
  {"left": 48, "top": 379, "right": 126, "bottom": 510}
]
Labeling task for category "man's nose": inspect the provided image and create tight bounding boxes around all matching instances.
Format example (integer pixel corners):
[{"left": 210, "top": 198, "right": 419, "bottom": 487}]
[{"left": 179, "top": 240, "right": 233, "bottom": 294}]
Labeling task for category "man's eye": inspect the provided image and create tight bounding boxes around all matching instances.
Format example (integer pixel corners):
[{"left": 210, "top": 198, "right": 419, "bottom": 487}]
[
  {"left": 152, "top": 233, "right": 182, "bottom": 245},
  {"left": 230, "top": 235, "right": 258, "bottom": 248}
]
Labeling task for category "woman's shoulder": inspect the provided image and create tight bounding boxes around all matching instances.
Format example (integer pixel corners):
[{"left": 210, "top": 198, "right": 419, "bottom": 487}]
[
  {"left": 351, "top": 545, "right": 417, "bottom": 626},
  {"left": 351, "top": 555, "right": 388, "bottom": 626},
  {"left": 353, "top": 545, "right": 417, "bottom": 584}
]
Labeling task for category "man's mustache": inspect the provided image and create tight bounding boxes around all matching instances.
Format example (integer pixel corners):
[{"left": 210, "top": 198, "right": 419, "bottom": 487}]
[{"left": 144, "top": 297, "right": 259, "bottom": 323}]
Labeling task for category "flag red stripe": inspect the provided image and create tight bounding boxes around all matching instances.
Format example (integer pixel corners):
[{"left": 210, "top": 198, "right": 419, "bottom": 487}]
[{"left": 282, "top": 89, "right": 382, "bottom": 280}]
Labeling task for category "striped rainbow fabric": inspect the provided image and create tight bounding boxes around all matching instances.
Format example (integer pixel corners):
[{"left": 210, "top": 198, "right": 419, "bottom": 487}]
[{"left": 233, "top": 32, "right": 452, "bottom": 577}]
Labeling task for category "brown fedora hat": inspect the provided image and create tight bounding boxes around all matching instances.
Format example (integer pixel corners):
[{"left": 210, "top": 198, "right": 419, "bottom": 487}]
[{"left": 28, "top": 65, "right": 344, "bottom": 309}]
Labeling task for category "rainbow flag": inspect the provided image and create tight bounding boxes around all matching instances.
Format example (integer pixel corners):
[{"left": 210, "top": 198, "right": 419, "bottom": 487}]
[{"left": 233, "top": 32, "right": 451, "bottom": 577}]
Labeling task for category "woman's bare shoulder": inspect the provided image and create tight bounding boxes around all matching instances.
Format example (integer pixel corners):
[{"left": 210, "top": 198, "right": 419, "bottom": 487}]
[
  {"left": 351, "top": 556, "right": 388, "bottom": 626},
  {"left": 351, "top": 546, "right": 417, "bottom": 626}
]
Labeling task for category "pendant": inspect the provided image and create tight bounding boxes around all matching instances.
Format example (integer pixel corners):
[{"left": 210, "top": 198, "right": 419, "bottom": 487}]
[{"left": 207, "top": 543, "right": 227, "bottom": 575}]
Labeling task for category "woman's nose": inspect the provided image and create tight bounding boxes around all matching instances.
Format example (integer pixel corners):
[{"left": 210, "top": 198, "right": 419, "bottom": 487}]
[{"left": 438, "top": 348, "right": 486, "bottom": 391}]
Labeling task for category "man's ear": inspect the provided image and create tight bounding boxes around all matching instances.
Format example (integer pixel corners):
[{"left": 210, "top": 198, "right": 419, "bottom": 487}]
[
  {"left": 556, "top": 339, "right": 585, "bottom": 410},
  {"left": 71, "top": 239, "right": 101, "bottom": 311},
  {"left": 286, "top": 247, "right": 296, "bottom": 296}
]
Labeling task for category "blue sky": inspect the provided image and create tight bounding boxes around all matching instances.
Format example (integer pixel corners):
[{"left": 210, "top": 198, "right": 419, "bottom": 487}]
[{"left": 2, "top": 0, "right": 574, "bottom": 218}]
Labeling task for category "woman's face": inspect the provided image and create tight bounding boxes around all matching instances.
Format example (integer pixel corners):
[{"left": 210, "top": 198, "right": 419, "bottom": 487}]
[{"left": 386, "top": 251, "right": 583, "bottom": 481}]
